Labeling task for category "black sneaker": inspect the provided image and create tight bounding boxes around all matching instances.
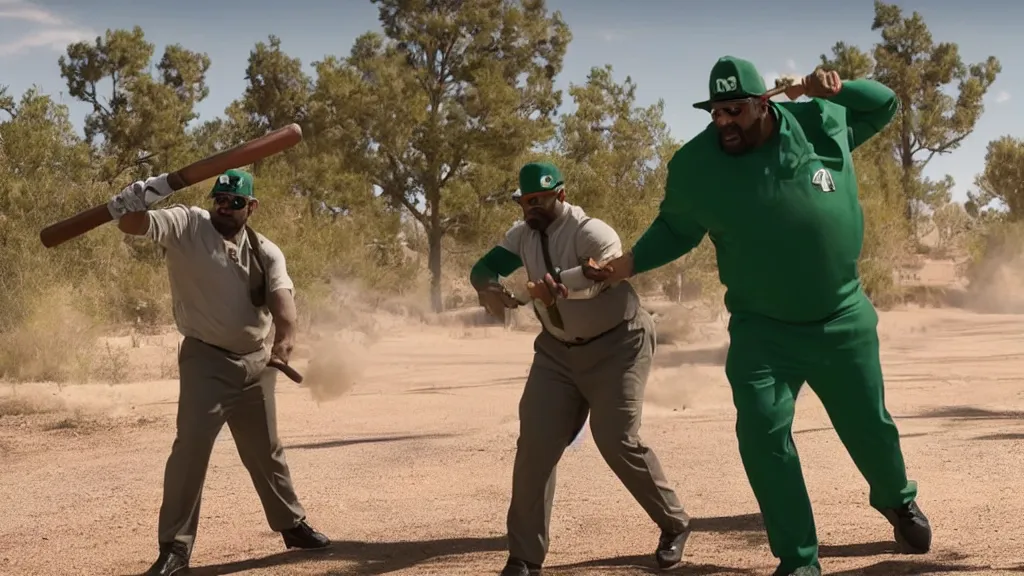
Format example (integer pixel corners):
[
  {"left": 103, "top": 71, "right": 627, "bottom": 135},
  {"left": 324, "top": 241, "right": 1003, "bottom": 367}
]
[
  {"left": 500, "top": 556, "right": 542, "bottom": 576},
  {"left": 281, "top": 520, "right": 331, "bottom": 549},
  {"left": 879, "top": 500, "right": 931, "bottom": 553},
  {"left": 145, "top": 542, "right": 189, "bottom": 576},
  {"left": 655, "top": 527, "right": 690, "bottom": 569}
]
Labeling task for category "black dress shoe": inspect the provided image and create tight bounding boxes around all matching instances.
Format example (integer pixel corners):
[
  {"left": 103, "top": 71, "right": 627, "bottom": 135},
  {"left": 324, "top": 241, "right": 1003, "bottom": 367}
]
[
  {"left": 500, "top": 556, "right": 542, "bottom": 575},
  {"left": 655, "top": 528, "right": 690, "bottom": 569},
  {"left": 879, "top": 500, "right": 931, "bottom": 553},
  {"left": 281, "top": 520, "right": 331, "bottom": 549},
  {"left": 145, "top": 543, "right": 189, "bottom": 576}
]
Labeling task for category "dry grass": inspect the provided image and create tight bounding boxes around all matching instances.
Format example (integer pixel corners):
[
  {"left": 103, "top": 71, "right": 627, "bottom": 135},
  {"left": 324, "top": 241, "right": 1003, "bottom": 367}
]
[
  {"left": 0, "top": 147, "right": 943, "bottom": 389},
  {"left": 0, "top": 390, "right": 67, "bottom": 416},
  {"left": 0, "top": 286, "right": 101, "bottom": 384}
]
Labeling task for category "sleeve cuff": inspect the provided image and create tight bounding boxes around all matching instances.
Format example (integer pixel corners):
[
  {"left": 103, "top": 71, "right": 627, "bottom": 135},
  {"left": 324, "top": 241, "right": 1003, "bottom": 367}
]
[{"left": 559, "top": 266, "right": 590, "bottom": 291}]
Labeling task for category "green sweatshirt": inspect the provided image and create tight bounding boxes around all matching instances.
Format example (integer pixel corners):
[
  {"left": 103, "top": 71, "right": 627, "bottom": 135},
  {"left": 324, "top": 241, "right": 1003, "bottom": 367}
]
[{"left": 631, "top": 79, "right": 899, "bottom": 323}]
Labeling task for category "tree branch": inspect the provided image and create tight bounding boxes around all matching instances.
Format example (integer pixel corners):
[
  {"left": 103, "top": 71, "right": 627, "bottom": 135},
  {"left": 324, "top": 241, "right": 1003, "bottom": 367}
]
[
  {"left": 396, "top": 193, "right": 426, "bottom": 226},
  {"left": 384, "top": 150, "right": 426, "bottom": 226}
]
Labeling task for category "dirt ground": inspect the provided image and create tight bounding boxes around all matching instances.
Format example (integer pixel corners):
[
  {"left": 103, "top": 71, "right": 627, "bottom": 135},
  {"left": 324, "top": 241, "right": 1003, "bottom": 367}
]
[{"left": 2, "top": 260, "right": 1024, "bottom": 576}]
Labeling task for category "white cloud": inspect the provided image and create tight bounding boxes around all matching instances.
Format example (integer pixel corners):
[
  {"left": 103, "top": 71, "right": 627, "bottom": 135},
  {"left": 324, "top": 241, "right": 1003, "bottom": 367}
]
[
  {"left": 0, "top": 28, "right": 93, "bottom": 57},
  {"left": 0, "top": 6, "right": 62, "bottom": 25},
  {"left": 0, "top": 0, "right": 93, "bottom": 58},
  {"left": 785, "top": 59, "right": 797, "bottom": 71},
  {"left": 995, "top": 90, "right": 1011, "bottom": 103}
]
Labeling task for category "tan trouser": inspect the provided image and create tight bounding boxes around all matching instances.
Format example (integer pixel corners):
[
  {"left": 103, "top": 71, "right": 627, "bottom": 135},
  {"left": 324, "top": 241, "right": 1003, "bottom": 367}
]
[
  {"left": 157, "top": 337, "right": 306, "bottom": 555},
  {"left": 506, "top": 308, "right": 690, "bottom": 565}
]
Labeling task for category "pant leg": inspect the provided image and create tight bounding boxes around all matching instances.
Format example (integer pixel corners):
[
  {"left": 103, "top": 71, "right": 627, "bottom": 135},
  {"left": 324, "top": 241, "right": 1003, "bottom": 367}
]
[
  {"left": 157, "top": 338, "right": 241, "bottom": 555},
  {"left": 572, "top": 310, "right": 689, "bottom": 534},
  {"left": 725, "top": 317, "right": 819, "bottom": 573},
  {"left": 507, "top": 331, "right": 589, "bottom": 566},
  {"left": 807, "top": 298, "right": 918, "bottom": 510},
  {"left": 226, "top": 357, "right": 308, "bottom": 532}
]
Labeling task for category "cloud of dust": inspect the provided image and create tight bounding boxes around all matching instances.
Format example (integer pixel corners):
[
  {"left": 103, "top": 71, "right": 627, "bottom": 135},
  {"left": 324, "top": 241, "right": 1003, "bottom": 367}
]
[
  {"left": 961, "top": 244, "right": 1024, "bottom": 313},
  {"left": 0, "top": 285, "right": 100, "bottom": 383},
  {"left": 300, "top": 333, "right": 369, "bottom": 403},
  {"left": 642, "top": 300, "right": 730, "bottom": 412},
  {"left": 0, "top": 387, "right": 68, "bottom": 416},
  {"left": 644, "top": 366, "right": 700, "bottom": 411}
]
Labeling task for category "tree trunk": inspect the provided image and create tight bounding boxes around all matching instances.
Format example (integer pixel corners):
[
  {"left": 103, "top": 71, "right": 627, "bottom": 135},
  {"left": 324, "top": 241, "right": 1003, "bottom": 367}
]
[
  {"left": 427, "top": 195, "right": 443, "bottom": 313},
  {"left": 900, "top": 115, "right": 915, "bottom": 223}
]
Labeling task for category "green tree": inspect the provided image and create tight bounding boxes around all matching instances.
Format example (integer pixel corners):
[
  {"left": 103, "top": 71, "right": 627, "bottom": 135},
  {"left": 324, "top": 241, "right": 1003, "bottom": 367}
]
[
  {"left": 554, "top": 64, "right": 676, "bottom": 242},
  {"left": 968, "top": 135, "right": 1024, "bottom": 221},
  {"left": 328, "top": 0, "right": 571, "bottom": 312},
  {"left": 58, "top": 26, "right": 211, "bottom": 181},
  {"left": 820, "top": 0, "right": 1001, "bottom": 227},
  {"left": 0, "top": 88, "right": 92, "bottom": 184},
  {"left": 224, "top": 35, "right": 313, "bottom": 147}
]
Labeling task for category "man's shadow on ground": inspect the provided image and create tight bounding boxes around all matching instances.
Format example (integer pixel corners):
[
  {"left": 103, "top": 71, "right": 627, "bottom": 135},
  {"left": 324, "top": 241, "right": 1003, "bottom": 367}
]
[
  {"left": 177, "top": 534, "right": 507, "bottom": 575},
  {"left": 139, "top": 512, "right": 1012, "bottom": 576},
  {"left": 545, "top": 513, "right": 1004, "bottom": 575}
]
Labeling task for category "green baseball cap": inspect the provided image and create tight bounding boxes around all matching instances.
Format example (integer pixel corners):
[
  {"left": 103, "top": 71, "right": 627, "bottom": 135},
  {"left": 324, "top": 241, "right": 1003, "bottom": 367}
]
[
  {"left": 692, "top": 56, "right": 768, "bottom": 111},
  {"left": 515, "top": 161, "right": 563, "bottom": 198},
  {"left": 209, "top": 169, "right": 255, "bottom": 198}
]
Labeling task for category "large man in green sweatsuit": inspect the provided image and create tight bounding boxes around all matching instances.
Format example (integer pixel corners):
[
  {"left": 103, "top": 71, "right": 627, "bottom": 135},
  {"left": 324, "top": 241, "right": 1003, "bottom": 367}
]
[{"left": 592, "top": 57, "right": 932, "bottom": 576}]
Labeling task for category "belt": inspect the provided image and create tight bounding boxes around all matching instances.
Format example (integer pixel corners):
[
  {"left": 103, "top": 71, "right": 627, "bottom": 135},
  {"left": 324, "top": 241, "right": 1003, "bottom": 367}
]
[
  {"left": 186, "top": 336, "right": 264, "bottom": 358},
  {"left": 546, "top": 318, "right": 626, "bottom": 348}
]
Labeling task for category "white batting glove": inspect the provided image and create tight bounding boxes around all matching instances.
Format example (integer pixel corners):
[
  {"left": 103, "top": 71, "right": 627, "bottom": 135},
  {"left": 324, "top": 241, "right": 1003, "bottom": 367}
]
[{"left": 107, "top": 174, "right": 175, "bottom": 219}]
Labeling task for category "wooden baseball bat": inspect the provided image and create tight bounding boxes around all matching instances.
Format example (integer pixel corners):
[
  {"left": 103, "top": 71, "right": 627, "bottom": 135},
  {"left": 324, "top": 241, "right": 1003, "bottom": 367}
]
[
  {"left": 269, "top": 359, "right": 304, "bottom": 384},
  {"left": 763, "top": 84, "right": 789, "bottom": 99},
  {"left": 39, "top": 123, "right": 304, "bottom": 248}
]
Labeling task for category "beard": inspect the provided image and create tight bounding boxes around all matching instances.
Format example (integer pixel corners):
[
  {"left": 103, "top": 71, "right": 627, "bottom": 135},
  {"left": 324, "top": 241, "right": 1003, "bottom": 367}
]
[
  {"left": 211, "top": 214, "right": 243, "bottom": 238},
  {"left": 718, "top": 108, "right": 773, "bottom": 155},
  {"left": 525, "top": 211, "right": 555, "bottom": 231},
  {"left": 718, "top": 122, "right": 763, "bottom": 154}
]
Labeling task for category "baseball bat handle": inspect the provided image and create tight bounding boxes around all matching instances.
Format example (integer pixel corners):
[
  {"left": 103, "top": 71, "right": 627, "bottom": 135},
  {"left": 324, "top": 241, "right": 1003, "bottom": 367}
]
[
  {"left": 762, "top": 84, "right": 789, "bottom": 100},
  {"left": 269, "top": 359, "right": 304, "bottom": 384}
]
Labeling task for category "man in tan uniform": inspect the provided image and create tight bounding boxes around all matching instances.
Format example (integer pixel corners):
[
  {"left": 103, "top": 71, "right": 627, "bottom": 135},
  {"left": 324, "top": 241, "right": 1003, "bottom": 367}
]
[
  {"left": 106, "top": 169, "right": 329, "bottom": 576},
  {"left": 470, "top": 162, "right": 692, "bottom": 576}
]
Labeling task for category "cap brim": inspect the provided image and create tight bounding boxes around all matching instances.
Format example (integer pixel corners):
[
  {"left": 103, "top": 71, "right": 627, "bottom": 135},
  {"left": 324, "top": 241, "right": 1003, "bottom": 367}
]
[
  {"left": 210, "top": 190, "right": 254, "bottom": 199},
  {"left": 694, "top": 93, "right": 763, "bottom": 112}
]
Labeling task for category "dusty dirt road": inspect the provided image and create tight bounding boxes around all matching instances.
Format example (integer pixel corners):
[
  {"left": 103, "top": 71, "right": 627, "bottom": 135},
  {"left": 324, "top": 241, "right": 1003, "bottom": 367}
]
[{"left": 2, "top": 300, "right": 1024, "bottom": 576}]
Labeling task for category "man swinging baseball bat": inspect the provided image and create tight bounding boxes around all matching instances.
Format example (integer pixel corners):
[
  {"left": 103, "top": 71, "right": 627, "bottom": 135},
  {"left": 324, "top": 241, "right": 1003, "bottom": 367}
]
[{"left": 110, "top": 169, "right": 329, "bottom": 576}]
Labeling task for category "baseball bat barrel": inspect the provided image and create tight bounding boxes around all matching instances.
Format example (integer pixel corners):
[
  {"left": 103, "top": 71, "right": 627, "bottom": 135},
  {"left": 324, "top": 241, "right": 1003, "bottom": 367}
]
[{"left": 39, "top": 124, "right": 303, "bottom": 248}]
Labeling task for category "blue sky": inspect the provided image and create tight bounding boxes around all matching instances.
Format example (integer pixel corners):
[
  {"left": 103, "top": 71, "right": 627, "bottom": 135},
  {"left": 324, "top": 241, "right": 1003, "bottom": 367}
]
[{"left": 2, "top": 0, "right": 1021, "bottom": 204}]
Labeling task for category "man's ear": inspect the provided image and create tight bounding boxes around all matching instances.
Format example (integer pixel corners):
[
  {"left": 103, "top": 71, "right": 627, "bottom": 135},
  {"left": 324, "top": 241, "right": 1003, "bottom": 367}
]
[
  {"left": 557, "top": 188, "right": 566, "bottom": 202},
  {"left": 755, "top": 98, "right": 771, "bottom": 118},
  {"left": 248, "top": 199, "right": 259, "bottom": 216}
]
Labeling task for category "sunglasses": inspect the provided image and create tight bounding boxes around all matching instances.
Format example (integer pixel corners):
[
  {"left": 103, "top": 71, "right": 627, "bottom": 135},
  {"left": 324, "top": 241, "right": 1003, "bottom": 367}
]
[
  {"left": 710, "top": 96, "right": 768, "bottom": 119},
  {"left": 516, "top": 190, "right": 559, "bottom": 208},
  {"left": 213, "top": 194, "right": 249, "bottom": 211}
]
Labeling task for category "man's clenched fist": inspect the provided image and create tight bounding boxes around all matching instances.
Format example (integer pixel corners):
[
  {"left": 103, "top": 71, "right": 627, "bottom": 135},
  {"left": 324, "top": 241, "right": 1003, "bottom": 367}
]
[
  {"left": 477, "top": 283, "right": 519, "bottom": 321},
  {"left": 775, "top": 67, "right": 842, "bottom": 101},
  {"left": 803, "top": 67, "right": 842, "bottom": 98},
  {"left": 107, "top": 174, "right": 176, "bottom": 219}
]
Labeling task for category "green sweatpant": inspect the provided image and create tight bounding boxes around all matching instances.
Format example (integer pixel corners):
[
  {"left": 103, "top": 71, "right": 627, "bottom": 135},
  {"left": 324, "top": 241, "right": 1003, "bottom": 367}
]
[{"left": 724, "top": 292, "right": 917, "bottom": 573}]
